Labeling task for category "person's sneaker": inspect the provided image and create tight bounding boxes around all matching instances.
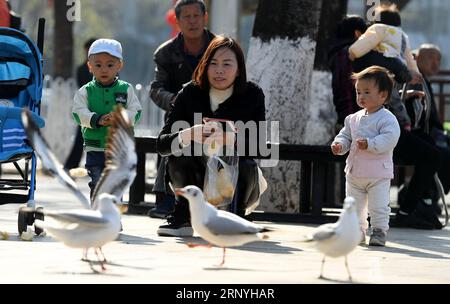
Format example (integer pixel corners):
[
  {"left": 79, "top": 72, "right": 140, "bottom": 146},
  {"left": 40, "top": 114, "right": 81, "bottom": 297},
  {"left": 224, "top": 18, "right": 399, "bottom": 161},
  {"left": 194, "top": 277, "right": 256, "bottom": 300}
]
[
  {"left": 369, "top": 228, "right": 386, "bottom": 246},
  {"left": 157, "top": 216, "right": 193, "bottom": 237},
  {"left": 416, "top": 202, "right": 443, "bottom": 230},
  {"left": 393, "top": 211, "right": 435, "bottom": 230}
]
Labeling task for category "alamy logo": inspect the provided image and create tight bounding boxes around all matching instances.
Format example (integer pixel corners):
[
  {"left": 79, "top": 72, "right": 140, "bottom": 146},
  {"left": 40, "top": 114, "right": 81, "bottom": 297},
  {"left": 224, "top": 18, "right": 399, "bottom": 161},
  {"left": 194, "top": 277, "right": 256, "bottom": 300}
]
[
  {"left": 66, "top": 0, "right": 81, "bottom": 22},
  {"left": 169, "top": 113, "right": 280, "bottom": 168},
  {"left": 366, "top": 0, "right": 381, "bottom": 22}
]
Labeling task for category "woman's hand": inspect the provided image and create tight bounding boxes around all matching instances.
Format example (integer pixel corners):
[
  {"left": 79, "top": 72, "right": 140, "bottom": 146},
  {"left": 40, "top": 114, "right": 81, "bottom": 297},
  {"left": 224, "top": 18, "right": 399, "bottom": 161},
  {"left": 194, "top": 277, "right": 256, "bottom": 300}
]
[
  {"left": 179, "top": 122, "right": 221, "bottom": 145},
  {"left": 206, "top": 129, "right": 236, "bottom": 148},
  {"left": 202, "top": 121, "right": 220, "bottom": 140},
  {"left": 180, "top": 124, "right": 202, "bottom": 145}
]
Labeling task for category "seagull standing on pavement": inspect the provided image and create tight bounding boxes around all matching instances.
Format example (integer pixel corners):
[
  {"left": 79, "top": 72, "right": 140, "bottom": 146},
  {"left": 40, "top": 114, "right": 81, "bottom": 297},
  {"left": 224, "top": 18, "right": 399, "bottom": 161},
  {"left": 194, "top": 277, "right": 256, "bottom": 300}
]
[
  {"left": 21, "top": 106, "right": 136, "bottom": 271},
  {"left": 175, "top": 185, "right": 271, "bottom": 266},
  {"left": 304, "top": 197, "right": 360, "bottom": 281}
]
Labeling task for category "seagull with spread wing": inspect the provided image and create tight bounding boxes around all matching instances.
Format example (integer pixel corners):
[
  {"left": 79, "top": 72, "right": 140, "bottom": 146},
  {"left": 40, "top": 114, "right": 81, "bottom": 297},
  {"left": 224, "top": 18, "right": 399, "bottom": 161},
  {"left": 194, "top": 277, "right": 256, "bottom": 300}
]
[
  {"left": 21, "top": 106, "right": 136, "bottom": 271},
  {"left": 175, "top": 185, "right": 271, "bottom": 266}
]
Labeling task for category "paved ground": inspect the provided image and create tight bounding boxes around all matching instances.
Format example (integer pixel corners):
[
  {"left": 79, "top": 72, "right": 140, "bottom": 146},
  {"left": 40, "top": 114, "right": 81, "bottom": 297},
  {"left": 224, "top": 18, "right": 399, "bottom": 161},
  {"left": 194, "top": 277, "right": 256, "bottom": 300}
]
[{"left": 0, "top": 171, "right": 449, "bottom": 284}]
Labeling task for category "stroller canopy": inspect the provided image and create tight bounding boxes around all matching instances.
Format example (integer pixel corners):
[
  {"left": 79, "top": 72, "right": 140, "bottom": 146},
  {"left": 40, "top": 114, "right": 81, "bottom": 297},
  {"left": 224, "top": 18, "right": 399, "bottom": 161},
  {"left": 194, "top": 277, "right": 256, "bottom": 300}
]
[{"left": 0, "top": 27, "right": 43, "bottom": 103}]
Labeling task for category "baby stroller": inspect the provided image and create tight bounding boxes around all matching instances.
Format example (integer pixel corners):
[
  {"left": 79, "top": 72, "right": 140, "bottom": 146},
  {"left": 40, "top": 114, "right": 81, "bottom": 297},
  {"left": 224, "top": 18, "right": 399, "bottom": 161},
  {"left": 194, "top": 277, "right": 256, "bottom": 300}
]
[{"left": 0, "top": 20, "right": 46, "bottom": 235}]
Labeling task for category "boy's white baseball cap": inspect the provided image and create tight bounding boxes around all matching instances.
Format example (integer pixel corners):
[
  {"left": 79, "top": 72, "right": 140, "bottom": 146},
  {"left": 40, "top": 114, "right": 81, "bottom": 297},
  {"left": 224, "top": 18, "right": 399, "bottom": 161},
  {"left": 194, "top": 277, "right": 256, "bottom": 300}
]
[{"left": 88, "top": 39, "right": 123, "bottom": 59}]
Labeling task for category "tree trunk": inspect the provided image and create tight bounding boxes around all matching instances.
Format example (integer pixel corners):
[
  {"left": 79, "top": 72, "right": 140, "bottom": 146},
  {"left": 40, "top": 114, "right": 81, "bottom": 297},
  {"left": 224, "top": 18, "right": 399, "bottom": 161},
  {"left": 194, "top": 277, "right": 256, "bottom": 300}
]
[
  {"left": 247, "top": 0, "right": 322, "bottom": 213},
  {"left": 314, "top": 0, "right": 348, "bottom": 71},
  {"left": 308, "top": 0, "right": 348, "bottom": 141},
  {"left": 302, "top": 0, "right": 348, "bottom": 145},
  {"left": 53, "top": 1, "right": 73, "bottom": 79},
  {"left": 311, "top": 0, "right": 348, "bottom": 208}
]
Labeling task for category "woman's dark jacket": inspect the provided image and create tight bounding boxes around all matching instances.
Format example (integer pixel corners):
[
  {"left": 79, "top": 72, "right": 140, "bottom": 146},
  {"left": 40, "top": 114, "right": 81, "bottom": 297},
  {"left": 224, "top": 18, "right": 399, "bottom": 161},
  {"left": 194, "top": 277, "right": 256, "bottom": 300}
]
[{"left": 157, "top": 81, "right": 266, "bottom": 158}]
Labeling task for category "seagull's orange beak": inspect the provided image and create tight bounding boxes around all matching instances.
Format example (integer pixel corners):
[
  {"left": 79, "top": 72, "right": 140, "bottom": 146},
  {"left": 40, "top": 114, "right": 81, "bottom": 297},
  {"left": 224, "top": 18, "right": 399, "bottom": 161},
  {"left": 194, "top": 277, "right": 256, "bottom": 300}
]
[{"left": 175, "top": 188, "right": 185, "bottom": 196}]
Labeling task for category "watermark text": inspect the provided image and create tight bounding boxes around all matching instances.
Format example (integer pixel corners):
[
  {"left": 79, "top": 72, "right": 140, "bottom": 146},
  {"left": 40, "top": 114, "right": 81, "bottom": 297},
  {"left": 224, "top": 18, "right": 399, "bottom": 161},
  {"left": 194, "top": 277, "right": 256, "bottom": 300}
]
[
  {"left": 366, "top": 0, "right": 381, "bottom": 22},
  {"left": 169, "top": 113, "right": 279, "bottom": 167},
  {"left": 66, "top": 0, "right": 81, "bottom": 22}
]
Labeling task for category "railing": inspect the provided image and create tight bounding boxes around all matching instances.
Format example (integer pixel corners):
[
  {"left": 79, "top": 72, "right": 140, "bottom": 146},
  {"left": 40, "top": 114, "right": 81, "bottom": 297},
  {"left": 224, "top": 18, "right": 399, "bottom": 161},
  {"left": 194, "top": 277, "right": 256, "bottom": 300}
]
[
  {"left": 128, "top": 136, "right": 347, "bottom": 223},
  {"left": 133, "top": 83, "right": 165, "bottom": 137},
  {"left": 41, "top": 76, "right": 78, "bottom": 162},
  {"left": 429, "top": 70, "right": 450, "bottom": 123}
]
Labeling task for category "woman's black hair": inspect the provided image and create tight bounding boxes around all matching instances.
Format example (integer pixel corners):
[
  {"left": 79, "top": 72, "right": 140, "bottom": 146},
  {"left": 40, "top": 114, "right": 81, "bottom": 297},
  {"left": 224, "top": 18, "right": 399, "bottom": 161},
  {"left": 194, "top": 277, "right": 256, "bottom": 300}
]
[{"left": 335, "top": 15, "right": 368, "bottom": 40}]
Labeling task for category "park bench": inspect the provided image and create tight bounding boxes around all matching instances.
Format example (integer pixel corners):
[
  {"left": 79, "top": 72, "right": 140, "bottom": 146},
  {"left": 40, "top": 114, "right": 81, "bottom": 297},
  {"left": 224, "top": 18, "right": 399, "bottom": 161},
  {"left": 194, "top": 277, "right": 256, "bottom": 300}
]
[
  {"left": 127, "top": 73, "right": 450, "bottom": 225},
  {"left": 128, "top": 136, "right": 348, "bottom": 223}
]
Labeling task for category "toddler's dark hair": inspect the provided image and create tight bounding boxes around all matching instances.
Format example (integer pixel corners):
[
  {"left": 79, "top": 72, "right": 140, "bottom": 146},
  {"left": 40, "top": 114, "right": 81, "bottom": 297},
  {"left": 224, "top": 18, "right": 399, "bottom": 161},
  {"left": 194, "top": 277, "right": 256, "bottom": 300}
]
[
  {"left": 375, "top": 4, "right": 401, "bottom": 27},
  {"left": 352, "top": 66, "right": 394, "bottom": 103}
]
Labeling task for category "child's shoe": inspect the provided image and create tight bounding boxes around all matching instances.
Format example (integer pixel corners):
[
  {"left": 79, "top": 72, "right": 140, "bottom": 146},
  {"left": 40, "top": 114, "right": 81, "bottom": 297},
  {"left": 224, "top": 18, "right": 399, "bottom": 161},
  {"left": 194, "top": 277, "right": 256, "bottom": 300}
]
[
  {"left": 359, "top": 231, "right": 366, "bottom": 246},
  {"left": 369, "top": 228, "right": 386, "bottom": 246}
]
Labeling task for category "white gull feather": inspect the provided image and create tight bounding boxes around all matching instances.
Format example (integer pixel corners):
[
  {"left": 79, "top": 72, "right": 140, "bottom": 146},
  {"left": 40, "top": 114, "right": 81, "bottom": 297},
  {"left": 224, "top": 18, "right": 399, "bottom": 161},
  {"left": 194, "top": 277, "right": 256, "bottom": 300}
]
[
  {"left": 175, "top": 185, "right": 270, "bottom": 266},
  {"left": 303, "top": 196, "right": 360, "bottom": 281},
  {"left": 21, "top": 106, "right": 136, "bottom": 271}
]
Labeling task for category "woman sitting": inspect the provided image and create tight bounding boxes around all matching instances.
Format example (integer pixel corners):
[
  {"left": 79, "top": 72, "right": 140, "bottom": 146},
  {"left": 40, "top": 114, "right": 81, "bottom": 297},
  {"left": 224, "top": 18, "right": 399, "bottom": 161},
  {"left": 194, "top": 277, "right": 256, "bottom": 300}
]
[{"left": 156, "top": 36, "right": 266, "bottom": 237}]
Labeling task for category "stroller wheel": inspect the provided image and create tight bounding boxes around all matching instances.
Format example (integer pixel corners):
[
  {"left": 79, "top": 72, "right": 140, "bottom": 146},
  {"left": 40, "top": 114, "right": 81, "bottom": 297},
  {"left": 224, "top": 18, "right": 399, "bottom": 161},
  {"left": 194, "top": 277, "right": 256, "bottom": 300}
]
[
  {"left": 18, "top": 207, "right": 29, "bottom": 235},
  {"left": 34, "top": 207, "right": 44, "bottom": 235}
]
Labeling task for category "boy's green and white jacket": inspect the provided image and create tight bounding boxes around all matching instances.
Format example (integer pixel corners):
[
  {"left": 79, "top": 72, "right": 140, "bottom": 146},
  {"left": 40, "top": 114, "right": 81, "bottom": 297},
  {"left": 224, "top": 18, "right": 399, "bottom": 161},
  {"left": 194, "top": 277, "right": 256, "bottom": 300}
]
[{"left": 72, "top": 78, "right": 142, "bottom": 152}]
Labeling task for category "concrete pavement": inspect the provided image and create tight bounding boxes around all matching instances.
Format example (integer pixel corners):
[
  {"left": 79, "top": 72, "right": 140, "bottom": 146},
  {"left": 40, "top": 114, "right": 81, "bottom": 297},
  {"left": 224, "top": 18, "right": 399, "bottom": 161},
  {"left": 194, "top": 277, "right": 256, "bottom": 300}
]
[{"left": 0, "top": 171, "right": 449, "bottom": 284}]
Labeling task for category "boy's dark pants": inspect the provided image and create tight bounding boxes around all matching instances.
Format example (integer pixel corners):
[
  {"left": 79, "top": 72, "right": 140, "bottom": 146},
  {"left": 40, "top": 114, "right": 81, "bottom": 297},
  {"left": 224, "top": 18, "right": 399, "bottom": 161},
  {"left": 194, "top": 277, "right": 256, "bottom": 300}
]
[{"left": 85, "top": 151, "right": 105, "bottom": 200}]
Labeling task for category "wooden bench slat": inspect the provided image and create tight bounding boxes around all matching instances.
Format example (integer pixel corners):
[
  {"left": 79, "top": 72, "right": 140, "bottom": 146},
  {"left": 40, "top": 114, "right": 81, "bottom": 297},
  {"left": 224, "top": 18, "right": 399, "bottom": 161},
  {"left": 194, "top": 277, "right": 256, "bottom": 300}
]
[{"left": 129, "top": 136, "right": 348, "bottom": 222}]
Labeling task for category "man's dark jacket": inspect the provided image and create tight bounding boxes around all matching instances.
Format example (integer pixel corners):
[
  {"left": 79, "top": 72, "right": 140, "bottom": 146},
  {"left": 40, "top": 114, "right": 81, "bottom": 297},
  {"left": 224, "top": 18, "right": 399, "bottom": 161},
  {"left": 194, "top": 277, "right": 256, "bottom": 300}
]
[{"left": 150, "top": 30, "right": 215, "bottom": 112}]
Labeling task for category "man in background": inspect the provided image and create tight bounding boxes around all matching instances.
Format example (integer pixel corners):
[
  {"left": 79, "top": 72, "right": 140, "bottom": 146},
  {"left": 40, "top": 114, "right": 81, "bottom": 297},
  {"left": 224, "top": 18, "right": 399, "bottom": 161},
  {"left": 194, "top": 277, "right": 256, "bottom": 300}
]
[{"left": 148, "top": 0, "right": 215, "bottom": 218}]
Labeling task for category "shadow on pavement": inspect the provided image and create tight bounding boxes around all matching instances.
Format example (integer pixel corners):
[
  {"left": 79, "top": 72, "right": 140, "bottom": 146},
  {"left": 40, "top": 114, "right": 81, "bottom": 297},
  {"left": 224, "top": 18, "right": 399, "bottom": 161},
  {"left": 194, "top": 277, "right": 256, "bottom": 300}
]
[
  {"left": 318, "top": 275, "right": 368, "bottom": 284},
  {"left": 0, "top": 234, "right": 58, "bottom": 243},
  {"left": 175, "top": 237, "right": 302, "bottom": 254},
  {"left": 116, "top": 233, "right": 162, "bottom": 245},
  {"left": 372, "top": 227, "right": 450, "bottom": 259},
  {"left": 363, "top": 240, "right": 450, "bottom": 260}
]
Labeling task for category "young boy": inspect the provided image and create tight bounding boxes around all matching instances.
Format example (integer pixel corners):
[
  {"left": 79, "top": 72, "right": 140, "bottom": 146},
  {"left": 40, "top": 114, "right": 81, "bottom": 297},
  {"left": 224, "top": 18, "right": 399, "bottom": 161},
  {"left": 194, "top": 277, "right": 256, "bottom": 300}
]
[
  {"left": 72, "top": 38, "right": 142, "bottom": 199},
  {"left": 331, "top": 66, "right": 400, "bottom": 247}
]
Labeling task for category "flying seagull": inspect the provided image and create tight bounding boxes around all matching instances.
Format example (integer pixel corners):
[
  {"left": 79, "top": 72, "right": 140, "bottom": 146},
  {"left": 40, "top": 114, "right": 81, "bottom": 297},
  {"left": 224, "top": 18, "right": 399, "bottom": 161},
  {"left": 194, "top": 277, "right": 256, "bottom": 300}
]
[
  {"left": 21, "top": 106, "right": 136, "bottom": 271},
  {"left": 303, "top": 196, "right": 360, "bottom": 281},
  {"left": 175, "top": 185, "right": 271, "bottom": 266}
]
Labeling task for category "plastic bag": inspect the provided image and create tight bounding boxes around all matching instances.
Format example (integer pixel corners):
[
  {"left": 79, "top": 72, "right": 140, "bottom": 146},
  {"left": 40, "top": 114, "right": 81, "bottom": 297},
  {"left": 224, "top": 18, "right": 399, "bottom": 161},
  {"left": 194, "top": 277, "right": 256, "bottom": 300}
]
[
  {"left": 203, "top": 154, "right": 239, "bottom": 208},
  {"left": 244, "top": 166, "right": 268, "bottom": 215}
]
